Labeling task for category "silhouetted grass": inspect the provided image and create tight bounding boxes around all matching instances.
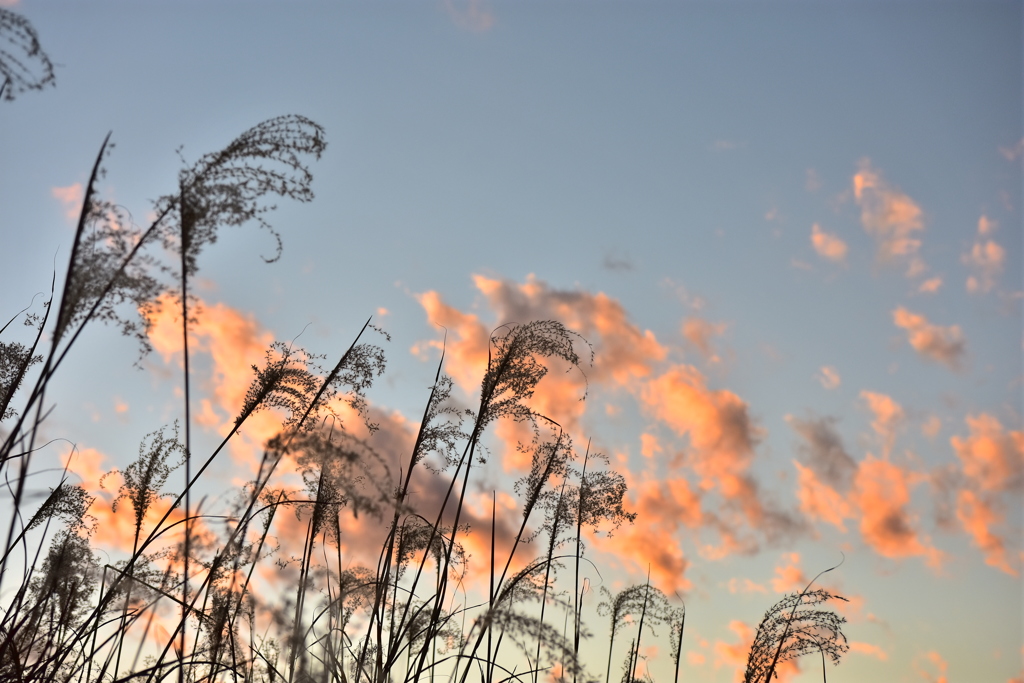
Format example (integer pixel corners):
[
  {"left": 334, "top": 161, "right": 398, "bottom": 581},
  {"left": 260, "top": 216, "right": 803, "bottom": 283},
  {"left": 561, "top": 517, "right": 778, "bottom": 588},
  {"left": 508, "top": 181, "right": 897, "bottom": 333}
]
[{"left": 1, "top": 27, "right": 850, "bottom": 676}]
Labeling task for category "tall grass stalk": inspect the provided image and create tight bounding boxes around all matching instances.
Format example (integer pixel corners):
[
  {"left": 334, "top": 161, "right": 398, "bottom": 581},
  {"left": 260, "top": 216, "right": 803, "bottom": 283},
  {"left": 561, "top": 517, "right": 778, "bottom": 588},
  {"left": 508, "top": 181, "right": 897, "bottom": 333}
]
[{"left": 0, "top": 109, "right": 851, "bottom": 683}]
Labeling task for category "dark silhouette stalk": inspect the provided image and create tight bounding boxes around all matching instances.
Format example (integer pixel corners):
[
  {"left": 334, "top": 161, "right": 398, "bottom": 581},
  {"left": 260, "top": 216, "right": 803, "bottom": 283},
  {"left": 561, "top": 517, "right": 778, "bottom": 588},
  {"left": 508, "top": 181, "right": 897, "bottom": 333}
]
[
  {"left": 572, "top": 440, "right": 591, "bottom": 683},
  {"left": 631, "top": 570, "right": 651, "bottom": 683},
  {"left": 178, "top": 184, "right": 195, "bottom": 683}
]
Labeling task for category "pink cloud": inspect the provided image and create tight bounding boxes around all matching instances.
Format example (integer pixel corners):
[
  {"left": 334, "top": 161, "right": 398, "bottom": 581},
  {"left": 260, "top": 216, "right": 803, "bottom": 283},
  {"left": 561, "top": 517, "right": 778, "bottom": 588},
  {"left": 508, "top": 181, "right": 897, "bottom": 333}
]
[
  {"left": 599, "top": 474, "right": 700, "bottom": 593},
  {"left": 892, "top": 308, "right": 966, "bottom": 371},
  {"left": 851, "top": 456, "right": 942, "bottom": 568},
  {"left": 852, "top": 161, "right": 927, "bottom": 277},
  {"left": 914, "top": 650, "right": 950, "bottom": 683},
  {"left": 641, "top": 366, "right": 760, "bottom": 516},
  {"left": 963, "top": 215, "right": 1006, "bottom": 294},
  {"left": 917, "top": 277, "right": 942, "bottom": 294},
  {"left": 641, "top": 366, "right": 807, "bottom": 554},
  {"left": 951, "top": 414, "right": 1024, "bottom": 494},
  {"left": 956, "top": 489, "right": 1017, "bottom": 575},
  {"left": 816, "top": 365, "right": 841, "bottom": 390},
  {"left": 51, "top": 182, "right": 84, "bottom": 222},
  {"left": 713, "top": 620, "right": 800, "bottom": 682},
  {"left": 791, "top": 409, "right": 1020, "bottom": 574},
  {"left": 946, "top": 414, "right": 1023, "bottom": 575},
  {"left": 61, "top": 446, "right": 193, "bottom": 563},
  {"left": 412, "top": 289, "right": 490, "bottom": 393},
  {"left": 147, "top": 294, "right": 281, "bottom": 453},
  {"left": 471, "top": 274, "right": 667, "bottom": 386},
  {"left": 727, "top": 577, "right": 767, "bottom": 594},
  {"left": 415, "top": 275, "right": 666, "bottom": 470},
  {"left": 810, "top": 223, "right": 848, "bottom": 263},
  {"left": 849, "top": 641, "right": 889, "bottom": 661},
  {"left": 793, "top": 461, "right": 853, "bottom": 532},
  {"left": 790, "top": 414, "right": 942, "bottom": 566},
  {"left": 860, "top": 391, "right": 904, "bottom": 456},
  {"left": 770, "top": 552, "right": 808, "bottom": 593},
  {"left": 682, "top": 317, "right": 727, "bottom": 360}
]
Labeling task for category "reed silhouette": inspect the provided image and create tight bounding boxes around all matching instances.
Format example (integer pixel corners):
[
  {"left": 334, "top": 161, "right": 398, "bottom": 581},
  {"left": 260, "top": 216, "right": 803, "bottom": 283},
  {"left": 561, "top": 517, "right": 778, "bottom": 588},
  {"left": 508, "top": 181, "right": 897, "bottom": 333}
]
[{"left": 0, "top": 25, "right": 850, "bottom": 675}]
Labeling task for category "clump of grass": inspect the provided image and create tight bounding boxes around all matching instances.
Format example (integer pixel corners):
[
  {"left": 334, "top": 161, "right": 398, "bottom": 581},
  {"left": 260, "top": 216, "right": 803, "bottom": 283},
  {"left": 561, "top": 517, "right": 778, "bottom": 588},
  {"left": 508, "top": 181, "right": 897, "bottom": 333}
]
[
  {"left": 743, "top": 566, "right": 849, "bottom": 683},
  {"left": 1, "top": 56, "right": 851, "bottom": 680}
]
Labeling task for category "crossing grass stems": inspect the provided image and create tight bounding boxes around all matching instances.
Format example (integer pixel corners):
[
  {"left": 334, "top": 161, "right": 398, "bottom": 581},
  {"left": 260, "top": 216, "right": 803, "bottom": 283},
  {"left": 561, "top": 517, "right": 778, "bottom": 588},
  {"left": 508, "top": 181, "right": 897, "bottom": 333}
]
[{"left": 0, "top": 15, "right": 849, "bottom": 680}]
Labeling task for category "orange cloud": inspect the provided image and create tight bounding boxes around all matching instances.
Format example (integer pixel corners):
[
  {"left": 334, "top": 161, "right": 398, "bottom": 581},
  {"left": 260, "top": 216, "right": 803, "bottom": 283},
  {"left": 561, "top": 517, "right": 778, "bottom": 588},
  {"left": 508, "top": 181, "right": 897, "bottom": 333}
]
[
  {"left": 892, "top": 308, "right": 966, "bottom": 371},
  {"left": 634, "top": 477, "right": 705, "bottom": 531},
  {"left": 601, "top": 475, "right": 700, "bottom": 593},
  {"left": 852, "top": 161, "right": 927, "bottom": 277},
  {"left": 963, "top": 215, "right": 1005, "bottom": 294},
  {"left": 815, "top": 365, "right": 841, "bottom": 390},
  {"left": 810, "top": 223, "right": 848, "bottom": 263},
  {"left": 412, "top": 289, "right": 491, "bottom": 393},
  {"left": 851, "top": 456, "right": 942, "bottom": 567},
  {"left": 62, "top": 447, "right": 191, "bottom": 560},
  {"left": 947, "top": 414, "right": 1023, "bottom": 575},
  {"left": 849, "top": 641, "right": 888, "bottom": 661},
  {"left": 416, "top": 275, "right": 667, "bottom": 395},
  {"left": 793, "top": 461, "right": 853, "bottom": 532},
  {"left": 455, "top": 490, "right": 538, "bottom": 589},
  {"left": 914, "top": 650, "right": 949, "bottom": 683},
  {"left": 489, "top": 362, "right": 589, "bottom": 470},
  {"left": 471, "top": 274, "right": 667, "bottom": 386},
  {"left": 51, "top": 182, "right": 84, "bottom": 222},
  {"left": 917, "top": 277, "right": 942, "bottom": 294},
  {"left": 713, "top": 620, "right": 799, "bottom": 682},
  {"left": 642, "top": 366, "right": 760, "bottom": 514},
  {"left": 860, "top": 391, "right": 904, "bottom": 456},
  {"left": 789, "top": 410, "right": 947, "bottom": 568},
  {"left": 951, "top": 414, "right": 1024, "bottom": 493},
  {"left": 415, "top": 276, "right": 666, "bottom": 470},
  {"left": 770, "top": 552, "right": 808, "bottom": 593},
  {"left": 643, "top": 366, "right": 808, "bottom": 551},
  {"left": 599, "top": 521, "right": 691, "bottom": 595},
  {"left": 727, "top": 578, "right": 767, "bottom": 594},
  {"left": 713, "top": 620, "right": 753, "bottom": 676},
  {"left": 682, "top": 317, "right": 727, "bottom": 360},
  {"left": 956, "top": 489, "right": 1016, "bottom": 575},
  {"left": 147, "top": 294, "right": 280, "bottom": 454}
]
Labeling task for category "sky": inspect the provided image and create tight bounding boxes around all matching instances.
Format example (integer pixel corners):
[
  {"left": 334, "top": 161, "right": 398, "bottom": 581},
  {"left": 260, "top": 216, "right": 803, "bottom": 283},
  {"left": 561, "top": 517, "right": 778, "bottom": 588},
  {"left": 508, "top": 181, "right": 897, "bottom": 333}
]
[{"left": 1, "top": 1, "right": 1022, "bottom": 682}]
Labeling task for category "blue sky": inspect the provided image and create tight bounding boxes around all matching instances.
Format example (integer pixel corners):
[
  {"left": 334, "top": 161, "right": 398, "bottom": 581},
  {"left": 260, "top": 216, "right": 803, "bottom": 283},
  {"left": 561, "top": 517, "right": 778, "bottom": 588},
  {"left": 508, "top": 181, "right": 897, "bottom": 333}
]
[{"left": 1, "top": 2, "right": 1021, "bottom": 681}]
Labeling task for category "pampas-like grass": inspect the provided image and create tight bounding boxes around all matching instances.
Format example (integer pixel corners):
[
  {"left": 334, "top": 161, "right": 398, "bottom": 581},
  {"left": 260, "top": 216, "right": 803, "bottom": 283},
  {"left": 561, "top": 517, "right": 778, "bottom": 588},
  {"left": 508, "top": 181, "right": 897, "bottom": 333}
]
[{"left": 0, "top": 104, "right": 850, "bottom": 683}]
